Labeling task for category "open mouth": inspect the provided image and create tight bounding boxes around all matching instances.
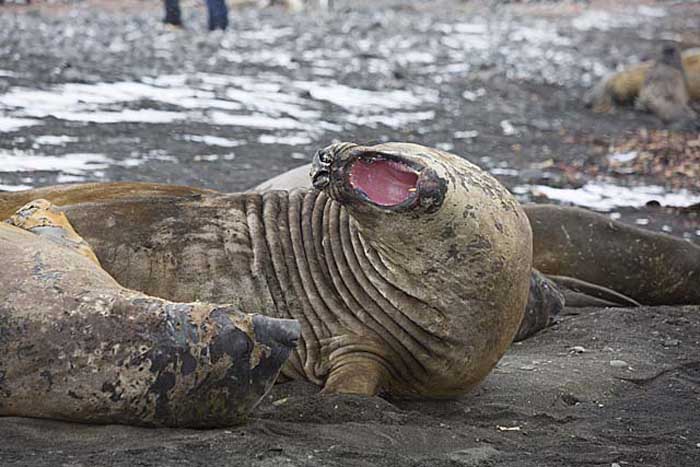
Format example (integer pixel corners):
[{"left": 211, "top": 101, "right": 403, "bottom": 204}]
[{"left": 348, "top": 158, "right": 419, "bottom": 207}]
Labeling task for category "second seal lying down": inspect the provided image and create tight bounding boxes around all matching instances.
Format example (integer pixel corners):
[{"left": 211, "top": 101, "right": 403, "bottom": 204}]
[
  {"left": 0, "top": 201, "right": 300, "bottom": 427},
  {"left": 1, "top": 142, "right": 533, "bottom": 399}
]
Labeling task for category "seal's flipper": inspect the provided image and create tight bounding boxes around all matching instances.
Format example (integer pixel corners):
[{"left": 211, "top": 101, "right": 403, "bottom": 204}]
[
  {"left": 319, "top": 335, "right": 391, "bottom": 397},
  {"left": 0, "top": 223, "right": 299, "bottom": 427},
  {"left": 514, "top": 270, "right": 565, "bottom": 342},
  {"left": 547, "top": 275, "right": 641, "bottom": 308},
  {"left": 6, "top": 198, "right": 101, "bottom": 266}
]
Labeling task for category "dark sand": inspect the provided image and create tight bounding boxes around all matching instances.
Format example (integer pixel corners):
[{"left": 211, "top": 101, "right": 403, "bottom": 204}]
[{"left": 2, "top": 305, "right": 699, "bottom": 466}]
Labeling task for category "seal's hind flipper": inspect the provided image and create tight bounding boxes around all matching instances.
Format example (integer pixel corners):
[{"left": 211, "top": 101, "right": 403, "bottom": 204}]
[
  {"left": 514, "top": 270, "right": 565, "bottom": 342},
  {"left": 547, "top": 275, "right": 641, "bottom": 308},
  {"left": 6, "top": 198, "right": 101, "bottom": 266}
]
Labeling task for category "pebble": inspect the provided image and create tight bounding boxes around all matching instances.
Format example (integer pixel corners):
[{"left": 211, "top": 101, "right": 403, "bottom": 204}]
[
  {"left": 497, "top": 425, "right": 521, "bottom": 431},
  {"left": 569, "top": 346, "right": 587, "bottom": 353},
  {"left": 609, "top": 360, "right": 628, "bottom": 368}
]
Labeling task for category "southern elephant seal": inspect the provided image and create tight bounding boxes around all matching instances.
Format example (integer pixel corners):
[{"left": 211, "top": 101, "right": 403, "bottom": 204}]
[
  {"left": 0, "top": 142, "right": 533, "bottom": 398},
  {"left": 585, "top": 46, "right": 700, "bottom": 115},
  {"left": 252, "top": 162, "right": 700, "bottom": 309},
  {"left": 635, "top": 44, "right": 696, "bottom": 122},
  {"left": 0, "top": 200, "right": 300, "bottom": 427}
]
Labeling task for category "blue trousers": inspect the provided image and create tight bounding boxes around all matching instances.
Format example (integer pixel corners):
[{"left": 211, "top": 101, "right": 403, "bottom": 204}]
[{"left": 163, "top": 0, "right": 228, "bottom": 31}]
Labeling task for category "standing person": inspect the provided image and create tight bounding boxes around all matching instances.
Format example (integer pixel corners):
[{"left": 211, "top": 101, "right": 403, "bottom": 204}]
[{"left": 163, "top": 0, "right": 229, "bottom": 31}]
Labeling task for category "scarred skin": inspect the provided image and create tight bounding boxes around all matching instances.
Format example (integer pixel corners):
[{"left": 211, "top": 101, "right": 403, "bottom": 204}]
[
  {"left": 0, "top": 142, "right": 534, "bottom": 398},
  {"left": 0, "top": 201, "right": 300, "bottom": 427}
]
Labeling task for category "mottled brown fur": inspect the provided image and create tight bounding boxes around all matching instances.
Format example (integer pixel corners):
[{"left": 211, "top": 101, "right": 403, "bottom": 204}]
[
  {"left": 585, "top": 47, "right": 700, "bottom": 114},
  {"left": 635, "top": 44, "right": 696, "bottom": 122}
]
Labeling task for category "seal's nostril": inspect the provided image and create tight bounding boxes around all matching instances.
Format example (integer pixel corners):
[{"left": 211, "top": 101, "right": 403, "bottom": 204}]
[{"left": 312, "top": 172, "right": 330, "bottom": 190}]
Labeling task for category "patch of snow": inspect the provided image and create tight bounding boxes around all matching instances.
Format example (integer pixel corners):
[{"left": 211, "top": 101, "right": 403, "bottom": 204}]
[
  {"left": 516, "top": 182, "right": 700, "bottom": 211},
  {"left": 209, "top": 112, "right": 306, "bottom": 130},
  {"left": 258, "top": 134, "right": 312, "bottom": 145},
  {"left": 452, "top": 23, "right": 488, "bottom": 35},
  {"left": 0, "top": 183, "right": 32, "bottom": 191},
  {"left": 182, "top": 135, "right": 243, "bottom": 147},
  {"left": 193, "top": 154, "right": 236, "bottom": 162},
  {"left": 52, "top": 109, "right": 185, "bottom": 124},
  {"left": 56, "top": 174, "right": 88, "bottom": 183},
  {"left": 500, "top": 120, "right": 518, "bottom": 136},
  {"left": 490, "top": 167, "right": 519, "bottom": 176},
  {"left": 454, "top": 130, "right": 479, "bottom": 139},
  {"left": 395, "top": 51, "right": 436, "bottom": 65},
  {"left": 345, "top": 110, "right": 435, "bottom": 129},
  {"left": 295, "top": 81, "right": 431, "bottom": 112},
  {"left": 509, "top": 24, "right": 572, "bottom": 46},
  {"left": 34, "top": 135, "right": 79, "bottom": 146},
  {"left": 0, "top": 116, "right": 41, "bottom": 132},
  {"left": 638, "top": 6, "right": 666, "bottom": 17},
  {"left": 572, "top": 11, "right": 613, "bottom": 31},
  {"left": 462, "top": 88, "right": 486, "bottom": 102},
  {"left": 607, "top": 151, "right": 638, "bottom": 164},
  {"left": 0, "top": 151, "right": 112, "bottom": 173}
]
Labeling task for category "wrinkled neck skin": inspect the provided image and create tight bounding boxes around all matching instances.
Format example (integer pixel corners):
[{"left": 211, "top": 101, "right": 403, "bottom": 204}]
[{"left": 309, "top": 142, "right": 533, "bottom": 396}]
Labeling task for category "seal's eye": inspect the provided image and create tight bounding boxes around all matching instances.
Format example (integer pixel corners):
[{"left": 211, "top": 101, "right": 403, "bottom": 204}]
[
  {"left": 316, "top": 149, "right": 333, "bottom": 165},
  {"left": 348, "top": 159, "right": 418, "bottom": 207}
]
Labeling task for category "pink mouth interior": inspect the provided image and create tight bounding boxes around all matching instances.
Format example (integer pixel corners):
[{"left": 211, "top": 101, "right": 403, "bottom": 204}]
[{"left": 349, "top": 159, "right": 418, "bottom": 206}]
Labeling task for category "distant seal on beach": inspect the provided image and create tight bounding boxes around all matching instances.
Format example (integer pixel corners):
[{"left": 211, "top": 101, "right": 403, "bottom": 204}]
[
  {"left": 1, "top": 142, "right": 533, "bottom": 399},
  {"left": 0, "top": 200, "right": 300, "bottom": 428},
  {"left": 253, "top": 162, "right": 700, "bottom": 309},
  {"left": 635, "top": 44, "right": 696, "bottom": 122},
  {"left": 585, "top": 46, "right": 700, "bottom": 118}
]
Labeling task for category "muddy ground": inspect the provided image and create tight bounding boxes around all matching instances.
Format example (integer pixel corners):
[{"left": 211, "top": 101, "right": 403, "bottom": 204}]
[{"left": 1, "top": 0, "right": 700, "bottom": 466}]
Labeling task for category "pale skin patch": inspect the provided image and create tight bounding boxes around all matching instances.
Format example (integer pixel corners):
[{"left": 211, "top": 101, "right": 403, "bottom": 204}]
[
  {"left": 6, "top": 198, "right": 101, "bottom": 266},
  {"left": 229, "top": 312, "right": 272, "bottom": 369}
]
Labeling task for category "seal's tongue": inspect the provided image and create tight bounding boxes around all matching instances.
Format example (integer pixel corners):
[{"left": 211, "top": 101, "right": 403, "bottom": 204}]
[{"left": 349, "top": 159, "right": 418, "bottom": 206}]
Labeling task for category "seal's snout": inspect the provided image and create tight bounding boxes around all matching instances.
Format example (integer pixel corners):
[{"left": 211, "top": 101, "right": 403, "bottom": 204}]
[
  {"left": 253, "top": 315, "right": 301, "bottom": 349},
  {"left": 311, "top": 148, "right": 333, "bottom": 190}
]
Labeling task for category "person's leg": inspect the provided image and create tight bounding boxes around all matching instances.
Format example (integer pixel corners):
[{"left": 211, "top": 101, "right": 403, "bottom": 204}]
[
  {"left": 163, "top": 0, "right": 183, "bottom": 26},
  {"left": 206, "top": 0, "right": 229, "bottom": 31}
]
